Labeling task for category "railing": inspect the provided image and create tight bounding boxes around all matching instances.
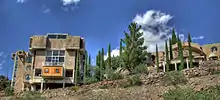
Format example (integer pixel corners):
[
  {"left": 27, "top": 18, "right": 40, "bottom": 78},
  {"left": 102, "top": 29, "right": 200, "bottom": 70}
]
[{"left": 43, "top": 62, "right": 64, "bottom": 66}]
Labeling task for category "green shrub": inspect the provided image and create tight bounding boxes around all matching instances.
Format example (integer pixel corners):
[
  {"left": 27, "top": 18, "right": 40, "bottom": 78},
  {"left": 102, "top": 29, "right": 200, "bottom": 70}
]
[
  {"left": 163, "top": 86, "right": 220, "bottom": 100},
  {"left": 4, "top": 86, "right": 14, "bottom": 96},
  {"left": 120, "top": 75, "right": 142, "bottom": 88},
  {"left": 85, "top": 76, "right": 99, "bottom": 84},
  {"left": 72, "top": 86, "right": 80, "bottom": 91},
  {"left": 21, "top": 91, "right": 45, "bottom": 100},
  {"left": 106, "top": 69, "right": 123, "bottom": 81},
  {"left": 133, "top": 64, "right": 148, "bottom": 74},
  {"left": 162, "top": 71, "right": 188, "bottom": 86}
]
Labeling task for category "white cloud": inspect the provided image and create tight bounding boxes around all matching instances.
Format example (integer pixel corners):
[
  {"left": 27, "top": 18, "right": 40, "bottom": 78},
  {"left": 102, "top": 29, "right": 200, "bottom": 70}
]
[
  {"left": 104, "top": 47, "right": 120, "bottom": 60},
  {"left": 17, "top": 0, "right": 26, "bottom": 3},
  {"left": 133, "top": 10, "right": 173, "bottom": 52},
  {"left": 62, "top": 0, "right": 80, "bottom": 5},
  {"left": 192, "top": 36, "right": 204, "bottom": 41},
  {"left": 43, "top": 8, "right": 51, "bottom": 13}
]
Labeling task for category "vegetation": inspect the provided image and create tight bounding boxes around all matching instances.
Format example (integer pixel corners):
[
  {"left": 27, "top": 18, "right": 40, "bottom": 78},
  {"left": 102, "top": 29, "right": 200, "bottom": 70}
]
[
  {"left": 121, "top": 75, "right": 142, "bottom": 88},
  {"left": 188, "top": 33, "right": 193, "bottom": 68},
  {"left": 163, "top": 85, "right": 220, "bottom": 100},
  {"left": 169, "top": 38, "right": 173, "bottom": 60},
  {"left": 156, "top": 44, "right": 160, "bottom": 72},
  {"left": 120, "top": 22, "right": 148, "bottom": 73},
  {"left": 18, "top": 91, "right": 45, "bottom": 100},
  {"left": 83, "top": 50, "right": 88, "bottom": 84},
  {"left": 177, "top": 36, "right": 184, "bottom": 70},
  {"left": 165, "top": 40, "right": 170, "bottom": 72},
  {"left": 162, "top": 71, "right": 188, "bottom": 87},
  {"left": 75, "top": 50, "right": 80, "bottom": 85}
]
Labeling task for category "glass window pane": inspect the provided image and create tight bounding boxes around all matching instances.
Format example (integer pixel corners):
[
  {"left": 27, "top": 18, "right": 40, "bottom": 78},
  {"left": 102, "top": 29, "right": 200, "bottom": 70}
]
[
  {"left": 47, "top": 51, "right": 52, "bottom": 56},
  {"left": 60, "top": 51, "right": 65, "bottom": 56},
  {"left": 57, "top": 35, "right": 67, "bottom": 39},
  {"left": 59, "top": 57, "right": 64, "bottom": 62},
  {"left": 53, "top": 51, "right": 59, "bottom": 56},
  {"left": 46, "top": 57, "right": 52, "bottom": 62},
  {"left": 48, "top": 35, "right": 57, "bottom": 39}
]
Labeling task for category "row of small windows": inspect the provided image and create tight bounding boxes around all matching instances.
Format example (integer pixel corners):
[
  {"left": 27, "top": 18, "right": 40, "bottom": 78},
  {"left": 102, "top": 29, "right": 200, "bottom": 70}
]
[{"left": 47, "top": 35, "right": 67, "bottom": 39}]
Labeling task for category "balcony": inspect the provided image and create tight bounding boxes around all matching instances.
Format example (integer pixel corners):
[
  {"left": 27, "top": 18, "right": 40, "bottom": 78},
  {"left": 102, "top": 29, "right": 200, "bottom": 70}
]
[
  {"left": 42, "top": 66, "right": 64, "bottom": 78},
  {"left": 43, "top": 62, "right": 64, "bottom": 66}
]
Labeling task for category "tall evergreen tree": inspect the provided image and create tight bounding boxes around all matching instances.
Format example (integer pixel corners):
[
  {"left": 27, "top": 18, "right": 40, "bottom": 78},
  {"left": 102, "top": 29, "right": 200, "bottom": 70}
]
[
  {"left": 75, "top": 50, "right": 80, "bottom": 85},
  {"left": 156, "top": 44, "right": 159, "bottom": 73},
  {"left": 165, "top": 40, "right": 170, "bottom": 72},
  {"left": 177, "top": 36, "right": 184, "bottom": 70},
  {"left": 121, "top": 22, "right": 148, "bottom": 72},
  {"left": 83, "top": 50, "right": 88, "bottom": 84},
  {"left": 95, "top": 51, "right": 101, "bottom": 80},
  {"left": 100, "top": 48, "right": 105, "bottom": 80},
  {"left": 89, "top": 54, "right": 91, "bottom": 65},
  {"left": 169, "top": 38, "right": 173, "bottom": 60},
  {"left": 119, "top": 39, "right": 123, "bottom": 68},
  {"left": 108, "top": 44, "right": 111, "bottom": 70},
  {"left": 188, "top": 33, "right": 193, "bottom": 68},
  {"left": 171, "top": 28, "right": 177, "bottom": 45}
]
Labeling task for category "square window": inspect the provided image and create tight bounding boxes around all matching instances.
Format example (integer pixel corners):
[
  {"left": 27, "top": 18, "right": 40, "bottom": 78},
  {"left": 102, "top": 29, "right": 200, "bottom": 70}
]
[
  {"left": 46, "top": 57, "right": 52, "bottom": 62},
  {"left": 47, "top": 51, "right": 52, "bottom": 56},
  {"left": 59, "top": 57, "right": 64, "bottom": 62},
  {"left": 55, "top": 69, "right": 59, "bottom": 73},
  {"left": 60, "top": 51, "right": 65, "bottom": 56},
  {"left": 53, "top": 51, "right": 59, "bottom": 56}
]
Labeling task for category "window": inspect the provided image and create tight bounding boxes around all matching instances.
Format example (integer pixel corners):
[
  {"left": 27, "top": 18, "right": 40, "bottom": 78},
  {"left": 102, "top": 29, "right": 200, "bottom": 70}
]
[
  {"left": 35, "top": 69, "right": 41, "bottom": 76},
  {"left": 47, "top": 35, "right": 67, "bottom": 39},
  {"left": 55, "top": 69, "right": 59, "bottom": 73},
  {"left": 25, "top": 74, "right": 30, "bottom": 80},
  {"left": 211, "top": 46, "right": 218, "bottom": 53},
  {"left": 25, "top": 56, "right": 32, "bottom": 63},
  {"left": 45, "top": 50, "right": 65, "bottom": 66},
  {"left": 65, "top": 70, "right": 73, "bottom": 77},
  {"left": 44, "top": 68, "right": 49, "bottom": 73},
  {"left": 26, "top": 65, "right": 31, "bottom": 71}
]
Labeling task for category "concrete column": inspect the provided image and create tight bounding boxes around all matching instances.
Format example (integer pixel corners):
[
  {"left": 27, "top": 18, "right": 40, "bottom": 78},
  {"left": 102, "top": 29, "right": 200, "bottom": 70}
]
[
  {"left": 31, "top": 85, "right": 36, "bottom": 91},
  {"left": 40, "top": 79, "right": 43, "bottom": 93},
  {"left": 163, "top": 62, "right": 166, "bottom": 72},
  {"left": 186, "top": 60, "right": 189, "bottom": 69},
  {"left": 63, "top": 79, "right": 65, "bottom": 88},
  {"left": 175, "top": 63, "right": 177, "bottom": 71}
]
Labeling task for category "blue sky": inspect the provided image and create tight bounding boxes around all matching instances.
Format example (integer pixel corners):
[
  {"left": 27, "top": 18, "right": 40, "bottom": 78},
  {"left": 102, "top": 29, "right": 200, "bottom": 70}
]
[{"left": 0, "top": 0, "right": 220, "bottom": 79}]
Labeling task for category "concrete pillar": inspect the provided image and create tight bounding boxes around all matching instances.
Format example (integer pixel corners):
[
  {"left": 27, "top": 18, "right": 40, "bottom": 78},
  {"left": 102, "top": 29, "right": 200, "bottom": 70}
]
[
  {"left": 186, "top": 60, "right": 189, "bottom": 69},
  {"left": 63, "top": 79, "right": 65, "bottom": 88},
  {"left": 175, "top": 63, "right": 177, "bottom": 71},
  {"left": 40, "top": 79, "right": 43, "bottom": 93},
  {"left": 31, "top": 85, "right": 36, "bottom": 91},
  {"left": 163, "top": 62, "right": 166, "bottom": 72}
]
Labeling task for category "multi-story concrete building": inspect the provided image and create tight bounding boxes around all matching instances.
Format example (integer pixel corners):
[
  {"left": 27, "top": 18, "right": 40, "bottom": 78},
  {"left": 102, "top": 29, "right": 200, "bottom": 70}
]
[
  {"left": 151, "top": 42, "right": 220, "bottom": 72},
  {"left": 11, "top": 33, "right": 86, "bottom": 93}
]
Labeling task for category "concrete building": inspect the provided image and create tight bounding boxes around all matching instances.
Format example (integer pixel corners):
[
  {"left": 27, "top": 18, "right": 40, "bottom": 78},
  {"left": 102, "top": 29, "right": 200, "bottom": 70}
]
[
  {"left": 151, "top": 42, "right": 220, "bottom": 72},
  {"left": 11, "top": 33, "right": 86, "bottom": 93}
]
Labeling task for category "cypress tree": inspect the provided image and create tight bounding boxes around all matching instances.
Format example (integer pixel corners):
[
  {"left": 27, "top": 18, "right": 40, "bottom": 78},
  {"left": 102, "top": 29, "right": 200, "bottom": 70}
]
[
  {"left": 171, "top": 28, "right": 177, "bottom": 45},
  {"left": 95, "top": 51, "right": 101, "bottom": 80},
  {"left": 156, "top": 44, "right": 159, "bottom": 73},
  {"left": 165, "top": 40, "right": 170, "bottom": 72},
  {"left": 188, "top": 33, "right": 193, "bottom": 68},
  {"left": 108, "top": 44, "right": 111, "bottom": 70},
  {"left": 169, "top": 38, "right": 173, "bottom": 60},
  {"left": 75, "top": 50, "right": 80, "bottom": 85},
  {"left": 89, "top": 54, "right": 91, "bottom": 65},
  {"left": 83, "top": 50, "right": 88, "bottom": 84},
  {"left": 100, "top": 48, "right": 105, "bottom": 80},
  {"left": 178, "top": 37, "right": 184, "bottom": 70},
  {"left": 119, "top": 39, "right": 123, "bottom": 68},
  {"left": 120, "top": 39, "right": 123, "bottom": 56}
]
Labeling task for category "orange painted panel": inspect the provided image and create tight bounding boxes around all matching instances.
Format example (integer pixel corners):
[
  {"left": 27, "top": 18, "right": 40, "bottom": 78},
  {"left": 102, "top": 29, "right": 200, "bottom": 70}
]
[{"left": 42, "top": 66, "right": 63, "bottom": 77}]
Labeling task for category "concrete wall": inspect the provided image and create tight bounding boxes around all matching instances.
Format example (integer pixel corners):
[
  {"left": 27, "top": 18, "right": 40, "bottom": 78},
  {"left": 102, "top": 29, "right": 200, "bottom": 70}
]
[
  {"left": 47, "top": 39, "right": 66, "bottom": 49},
  {"left": 65, "top": 50, "right": 76, "bottom": 69},
  {"left": 34, "top": 50, "right": 46, "bottom": 68}
]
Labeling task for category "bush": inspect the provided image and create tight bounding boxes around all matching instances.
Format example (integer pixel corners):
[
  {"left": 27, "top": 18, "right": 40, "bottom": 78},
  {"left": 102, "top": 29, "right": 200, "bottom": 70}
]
[
  {"left": 163, "top": 85, "right": 220, "bottom": 100},
  {"left": 72, "top": 86, "right": 80, "bottom": 91},
  {"left": 162, "top": 71, "right": 188, "bottom": 86},
  {"left": 20, "top": 91, "right": 45, "bottom": 100},
  {"left": 106, "top": 69, "right": 123, "bottom": 81},
  {"left": 120, "top": 75, "right": 142, "bottom": 88},
  {"left": 4, "top": 86, "right": 14, "bottom": 96},
  {"left": 133, "top": 64, "right": 148, "bottom": 74},
  {"left": 85, "top": 76, "right": 99, "bottom": 84}
]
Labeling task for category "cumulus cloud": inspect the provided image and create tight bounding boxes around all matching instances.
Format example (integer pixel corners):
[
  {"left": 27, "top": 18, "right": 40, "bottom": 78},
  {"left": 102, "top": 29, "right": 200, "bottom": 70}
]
[
  {"left": 17, "top": 0, "right": 26, "bottom": 3},
  {"left": 62, "top": 0, "right": 80, "bottom": 5},
  {"left": 133, "top": 10, "right": 173, "bottom": 52},
  {"left": 104, "top": 47, "right": 120, "bottom": 60}
]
